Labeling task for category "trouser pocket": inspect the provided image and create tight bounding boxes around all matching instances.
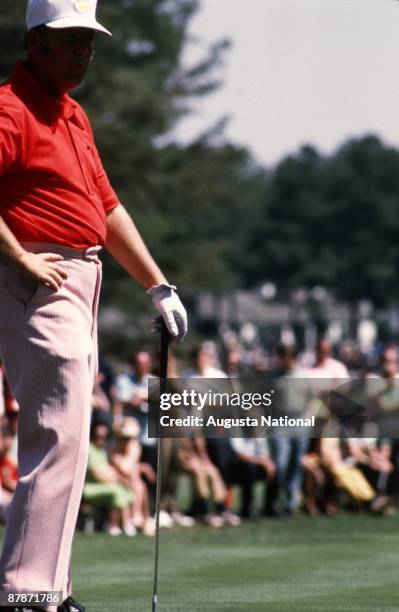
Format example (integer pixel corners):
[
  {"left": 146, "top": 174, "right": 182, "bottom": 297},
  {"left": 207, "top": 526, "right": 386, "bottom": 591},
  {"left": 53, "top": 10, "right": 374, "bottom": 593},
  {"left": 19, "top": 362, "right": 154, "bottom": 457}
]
[{"left": 0, "top": 263, "right": 39, "bottom": 310}]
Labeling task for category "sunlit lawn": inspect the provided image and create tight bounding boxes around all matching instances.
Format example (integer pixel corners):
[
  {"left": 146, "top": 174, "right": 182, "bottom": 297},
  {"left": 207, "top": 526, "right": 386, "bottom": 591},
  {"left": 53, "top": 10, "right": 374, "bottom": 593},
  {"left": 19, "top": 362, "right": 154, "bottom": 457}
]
[{"left": 61, "top": 512, "right": 399, "bottom": 612}]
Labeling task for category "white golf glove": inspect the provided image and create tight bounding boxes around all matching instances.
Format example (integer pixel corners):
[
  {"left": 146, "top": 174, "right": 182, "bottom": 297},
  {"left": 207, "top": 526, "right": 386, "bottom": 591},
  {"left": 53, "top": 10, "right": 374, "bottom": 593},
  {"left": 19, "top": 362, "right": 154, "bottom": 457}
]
[{"left": 146, "top": 283, "right": 188, "bottom": 342}]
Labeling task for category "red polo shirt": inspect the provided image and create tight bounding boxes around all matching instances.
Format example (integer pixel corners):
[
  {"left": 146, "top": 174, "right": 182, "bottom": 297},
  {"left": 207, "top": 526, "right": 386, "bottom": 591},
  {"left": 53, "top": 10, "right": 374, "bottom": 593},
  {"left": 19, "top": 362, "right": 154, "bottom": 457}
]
[{"left": 0, "top": 62, "right": 120, "bottom": 248}]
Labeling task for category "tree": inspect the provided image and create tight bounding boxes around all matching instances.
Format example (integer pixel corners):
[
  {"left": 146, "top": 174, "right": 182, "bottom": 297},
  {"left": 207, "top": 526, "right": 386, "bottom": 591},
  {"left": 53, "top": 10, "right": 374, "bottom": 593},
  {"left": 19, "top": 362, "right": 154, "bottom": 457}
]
[
  {"left": 0, "top": 1, "right": 263, "bottom": 351},
  {"left": 245, "top": 136, "right": 399, "bottom": 307}
]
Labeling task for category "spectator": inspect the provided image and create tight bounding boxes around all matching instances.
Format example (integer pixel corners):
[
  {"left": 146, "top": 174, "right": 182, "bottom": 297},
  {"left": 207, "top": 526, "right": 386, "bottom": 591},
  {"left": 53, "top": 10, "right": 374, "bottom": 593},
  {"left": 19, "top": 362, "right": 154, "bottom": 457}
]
[
  {"left": 0, "top": 433, "right": 13, "bottom": 524},
  {"left": 266, "top": 345, "right": 310, "bottom": 516},
  {"left": 110, "top": 418, "right": 156, "bottom": 536},
  {"left": 177, "top": 435, "right": 234, "bottom": 527},
  {"left": 3, "top": 385, "right": 18, "bottom": 465},
  {"left": 302, "top": 438, "right": 337, "bottom": 516},
  {"left": 0, "top": 362, "right": 19, "bottom": 419},
  {"left": 91, "top": 371, "right": 113, "bottom": 429},
  {"left": 185, "top": 346, "right": 228, "bottom": 379},
  {"left": 99, "top": 356, "right": 117, "bottom": 404},
  {"left": 223, "top": 348, "right": 244, "bottom": 377},
  {"left": 115, "top": 351, "right": 152, "bottom": 423},
  {"left": 230, "top": 435, "right": 275, "bottom": 519},
  {"left": 114, "top": 350, "right": 159, "bottom": 493},
  {"left": 0, "top": 426, "right": 18, "bottom": 494},
  {"left": 150, "top": 350, "right": 196, "bottom": 527},
  {"left": 366, "top": 347, "right": 399, "bottom": 413},
  {"left": 366, "top": 347, "right": 399, "bottom": 510},
  {"left": 312, "top": 338, "right": 350, "bottom": 380},
  {"left": 82, "top": 423, "right": 134, "bottom": 536},
  {"left": 319, "top": 437, "right": 376, "bottom": 507},
  {"left": 346, "top": 438, "right": 392, "bottom": 503}
]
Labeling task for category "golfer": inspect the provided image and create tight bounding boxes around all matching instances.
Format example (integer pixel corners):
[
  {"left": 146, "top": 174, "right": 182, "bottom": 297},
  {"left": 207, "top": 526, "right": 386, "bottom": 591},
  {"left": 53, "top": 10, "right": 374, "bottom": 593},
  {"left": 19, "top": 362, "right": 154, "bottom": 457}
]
[{"left": 0, "top": 1, "right": 187, "bottom": 611}]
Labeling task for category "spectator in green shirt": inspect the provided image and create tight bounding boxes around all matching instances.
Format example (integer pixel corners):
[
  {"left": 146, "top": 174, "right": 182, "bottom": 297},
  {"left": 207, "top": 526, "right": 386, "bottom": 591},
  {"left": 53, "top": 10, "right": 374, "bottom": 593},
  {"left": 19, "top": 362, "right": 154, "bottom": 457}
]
[{"left": 83, "top": 423, "right": 134, "bottom": 536}]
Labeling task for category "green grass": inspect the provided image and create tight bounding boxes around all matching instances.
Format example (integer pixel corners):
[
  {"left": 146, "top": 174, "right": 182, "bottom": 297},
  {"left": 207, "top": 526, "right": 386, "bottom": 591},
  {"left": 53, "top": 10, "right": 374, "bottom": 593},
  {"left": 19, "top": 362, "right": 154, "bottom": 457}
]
[{"left": 62, "top": 513, "right": 399, "bottom": 611}]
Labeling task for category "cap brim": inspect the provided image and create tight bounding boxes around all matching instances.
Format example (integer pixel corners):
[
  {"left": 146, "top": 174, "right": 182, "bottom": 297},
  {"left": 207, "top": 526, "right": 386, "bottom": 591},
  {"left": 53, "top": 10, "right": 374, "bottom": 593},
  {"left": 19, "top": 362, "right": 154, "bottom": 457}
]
[{"left": 46, "top": 16, "right": 112, "bottom": 36}]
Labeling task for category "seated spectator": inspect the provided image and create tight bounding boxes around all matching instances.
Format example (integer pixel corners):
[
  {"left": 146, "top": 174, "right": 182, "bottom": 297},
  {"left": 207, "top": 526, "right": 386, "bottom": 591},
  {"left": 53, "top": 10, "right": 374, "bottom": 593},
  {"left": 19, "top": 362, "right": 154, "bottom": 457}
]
[
  {"left": 111, "top": 419, "right": 156, "bottom": 536},
  {"left": 83, "top": 423, "right": 134, "bottom": 536},
  {"left": 384, "top": 439, "right": 399, "bottom": 511},
  {"left": 230, "top": 435, "right": 275, "bottom": 518},
  {"left": 302, "top": 436, "right": 380, "bottom": 515},
  {"left": 150, "top": 351, "right": 196, "bottom": 528},
  {"left": 319, "top": 437, "right": 376, "bottom": 507},
  {"left": 346, "top": 438, "right": 392, "bottom": 496},
  {"left": 177, "top": 435, "right": 238, "bottom": 527},
  {"left": 302, "top": 438, "right": 338, "bottom": 516}
]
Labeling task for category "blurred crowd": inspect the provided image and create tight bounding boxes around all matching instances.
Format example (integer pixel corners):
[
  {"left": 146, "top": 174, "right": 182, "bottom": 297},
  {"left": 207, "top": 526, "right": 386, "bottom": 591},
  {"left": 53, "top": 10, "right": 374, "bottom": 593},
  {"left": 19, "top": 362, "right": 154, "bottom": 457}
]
[{"left": 1, "top": 336, "right": 399, "bottom": 537}]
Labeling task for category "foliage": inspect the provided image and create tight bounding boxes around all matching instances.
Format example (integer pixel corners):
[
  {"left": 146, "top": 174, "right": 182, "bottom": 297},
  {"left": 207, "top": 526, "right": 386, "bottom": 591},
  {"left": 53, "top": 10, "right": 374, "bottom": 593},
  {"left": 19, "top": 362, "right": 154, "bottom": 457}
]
[
  {"left": 2, "top": 2, "right": 399, "bottom": 347},
  {"left": 247, "top": 137, "right": 399, "bottom": 307}
]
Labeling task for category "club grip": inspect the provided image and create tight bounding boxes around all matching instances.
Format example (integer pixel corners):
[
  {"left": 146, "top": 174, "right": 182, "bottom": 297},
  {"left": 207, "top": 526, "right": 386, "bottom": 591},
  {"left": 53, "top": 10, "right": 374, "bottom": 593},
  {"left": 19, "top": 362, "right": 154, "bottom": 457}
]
[{"left": 160, "top": 319, "right": 170, "bottom": 380}]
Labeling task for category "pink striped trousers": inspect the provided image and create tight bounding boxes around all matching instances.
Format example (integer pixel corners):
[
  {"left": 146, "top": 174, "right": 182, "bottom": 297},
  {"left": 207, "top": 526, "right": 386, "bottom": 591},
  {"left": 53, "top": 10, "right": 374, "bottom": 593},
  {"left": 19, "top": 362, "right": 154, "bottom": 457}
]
[{"left": 0, "top": 243, "right": 102, "bottom": 609}]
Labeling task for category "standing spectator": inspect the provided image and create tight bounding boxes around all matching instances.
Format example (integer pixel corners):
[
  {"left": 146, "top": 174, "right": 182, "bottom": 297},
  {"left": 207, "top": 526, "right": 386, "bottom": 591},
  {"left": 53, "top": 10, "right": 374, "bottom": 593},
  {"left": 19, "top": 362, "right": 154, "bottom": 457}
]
[
  {"left": 98, "top": 356, "right": 117, "bottom": 404},
  {"left": 91, "top": 371, "right": 113, "bottom": 429},
  {"left": 367, "top": 347, "right": 399, "bottom": 509},
  {"left": 115, "top": 351, "right": 152, "bottom": 437},
  {"left": 312, "top": 338, "right": 350, "bottom": 380},
  {"left": 223, "top": 348, "right": 244, "bottom": 377},
  {"left": 185, "top": 346, "right": 228, "bottom": 379},
  {"left": 265, "top": 345, "right": 310, "bottom": 516}
]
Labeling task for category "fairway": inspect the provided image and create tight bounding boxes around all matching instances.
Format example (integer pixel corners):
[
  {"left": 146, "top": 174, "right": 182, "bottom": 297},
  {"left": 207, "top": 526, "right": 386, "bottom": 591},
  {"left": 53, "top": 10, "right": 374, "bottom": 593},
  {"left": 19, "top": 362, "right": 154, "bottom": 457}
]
[{"left": 50, "top": 514, "right": 399, "bottom": 612}]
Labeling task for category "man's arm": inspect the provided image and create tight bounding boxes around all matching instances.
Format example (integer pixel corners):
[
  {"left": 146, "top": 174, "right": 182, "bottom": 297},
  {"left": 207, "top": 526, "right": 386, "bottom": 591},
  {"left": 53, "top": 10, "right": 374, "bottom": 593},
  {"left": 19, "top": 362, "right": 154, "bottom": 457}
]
[
  {"left": 105, "top": 204, "right": 187, "bottom": 341},
  {"left": 105, "top": 204, "right": 167, "bottom": 289}
]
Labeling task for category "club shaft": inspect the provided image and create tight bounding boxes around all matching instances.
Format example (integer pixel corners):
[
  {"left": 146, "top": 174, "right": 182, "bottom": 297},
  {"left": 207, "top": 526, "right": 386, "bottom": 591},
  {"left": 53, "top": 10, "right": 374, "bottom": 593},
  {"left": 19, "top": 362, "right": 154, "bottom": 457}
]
[{"left": 152, "top": 321, "right": 169, "bottom": 610}]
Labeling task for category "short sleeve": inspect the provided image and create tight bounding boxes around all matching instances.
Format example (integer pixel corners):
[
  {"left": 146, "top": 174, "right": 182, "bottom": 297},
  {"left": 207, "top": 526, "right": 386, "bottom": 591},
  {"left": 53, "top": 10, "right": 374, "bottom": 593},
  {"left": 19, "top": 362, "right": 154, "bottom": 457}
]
[
  {"left": 0, "top": 107, "right": 21, "bottom": 177},
  {"left": 92, "top": 144, "right": 120, "bottom": 213}
]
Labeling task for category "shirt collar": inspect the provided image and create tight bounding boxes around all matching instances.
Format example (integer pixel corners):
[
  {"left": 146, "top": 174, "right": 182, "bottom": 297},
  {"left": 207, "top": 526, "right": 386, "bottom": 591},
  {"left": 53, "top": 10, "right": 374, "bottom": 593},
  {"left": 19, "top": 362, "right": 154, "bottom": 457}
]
[{"left": 10, "top": 62, "right": 83, "bottom": 132}]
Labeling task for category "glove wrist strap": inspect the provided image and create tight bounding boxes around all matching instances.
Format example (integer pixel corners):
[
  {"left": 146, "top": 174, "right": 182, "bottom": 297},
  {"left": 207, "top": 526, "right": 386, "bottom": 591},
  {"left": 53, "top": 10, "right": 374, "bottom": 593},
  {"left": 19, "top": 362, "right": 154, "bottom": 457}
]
[{"left": 146, "top": 283, "right": 177, "bottom": 296}]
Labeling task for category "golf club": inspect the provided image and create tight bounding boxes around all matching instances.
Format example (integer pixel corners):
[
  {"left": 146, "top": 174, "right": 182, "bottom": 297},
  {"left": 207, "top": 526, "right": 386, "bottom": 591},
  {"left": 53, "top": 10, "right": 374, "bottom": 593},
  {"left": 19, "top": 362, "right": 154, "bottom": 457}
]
[{"left": 152, "top": 319, "right": 170, "bottom": 612}]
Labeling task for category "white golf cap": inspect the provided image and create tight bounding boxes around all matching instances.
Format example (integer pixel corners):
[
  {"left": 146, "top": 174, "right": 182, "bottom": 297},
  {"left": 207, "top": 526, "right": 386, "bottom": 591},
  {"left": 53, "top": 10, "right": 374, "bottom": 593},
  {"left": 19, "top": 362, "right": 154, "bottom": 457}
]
[{"left": 26, "top": 0, "right": 112, "bottom": 36}]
